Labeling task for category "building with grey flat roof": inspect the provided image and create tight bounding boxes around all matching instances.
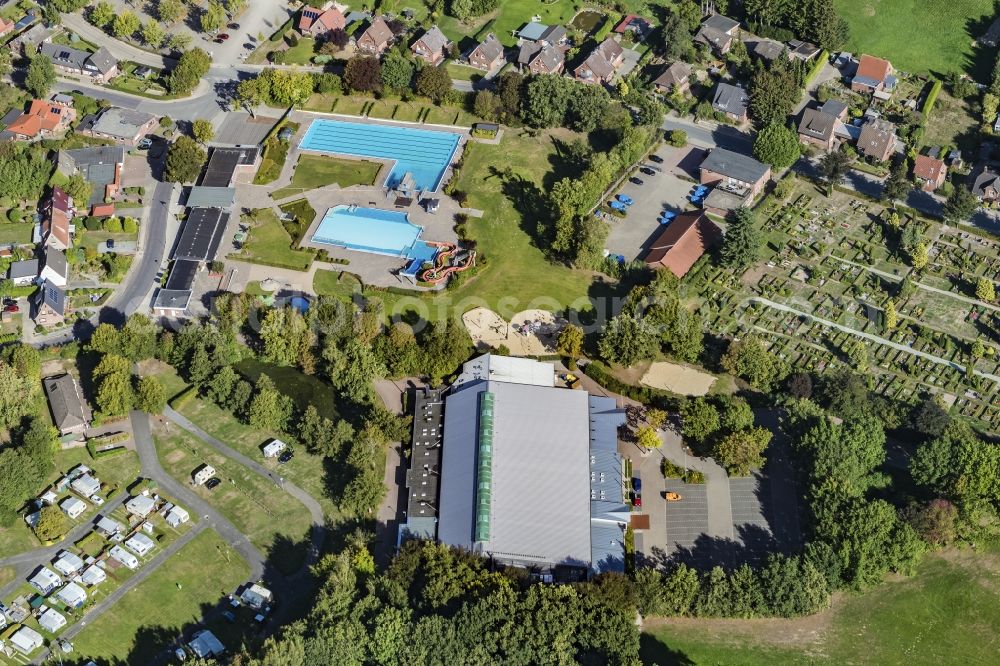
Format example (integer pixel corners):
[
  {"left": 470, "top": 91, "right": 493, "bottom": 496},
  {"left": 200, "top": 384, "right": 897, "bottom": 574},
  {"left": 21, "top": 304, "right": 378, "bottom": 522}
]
[{"left": 401, "top": 354, "right": 628, "bottom": 574}]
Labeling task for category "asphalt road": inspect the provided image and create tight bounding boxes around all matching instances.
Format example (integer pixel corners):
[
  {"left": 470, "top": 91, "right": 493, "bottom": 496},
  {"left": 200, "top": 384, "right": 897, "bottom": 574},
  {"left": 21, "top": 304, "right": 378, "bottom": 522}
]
[
  {"left": 130, "top": 411, "right": 266, "bottom": 580},
  {"left": 107, "top": 180, "right": 174, "bottom": 316}
]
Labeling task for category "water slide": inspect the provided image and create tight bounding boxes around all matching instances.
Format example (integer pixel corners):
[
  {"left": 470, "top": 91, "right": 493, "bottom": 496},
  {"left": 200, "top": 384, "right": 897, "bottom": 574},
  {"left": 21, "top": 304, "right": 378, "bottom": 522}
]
[{"left": 419, "top": 242, "right": 477, "bottom": 285}]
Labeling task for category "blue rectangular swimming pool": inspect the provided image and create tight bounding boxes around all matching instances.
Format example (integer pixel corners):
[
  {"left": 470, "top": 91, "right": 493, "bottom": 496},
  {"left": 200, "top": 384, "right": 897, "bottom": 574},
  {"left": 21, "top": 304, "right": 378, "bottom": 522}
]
[
  {"left": 312, "top": 205, "right": 438, "bottom": 263},
  {"left": 299, "top": 119, "right": 461, "bottom": 192}
]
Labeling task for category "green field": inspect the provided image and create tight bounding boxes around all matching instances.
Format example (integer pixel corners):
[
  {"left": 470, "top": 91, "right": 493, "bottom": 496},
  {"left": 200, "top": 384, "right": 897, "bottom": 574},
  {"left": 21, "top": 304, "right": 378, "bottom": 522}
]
[
  {"left": 0, "top": 222, "right": 35, "bottom": 244},
  {"left": 238, "top": 209, "right": 315, "bottom": 271},
  {"left": 271, "top": 154, "right": 382, "bottom": 200},
  {"left": 835, "top": 0, "right": 994, "bottom": 76},
  {"left": 154, "top": 426, "right": 312, "bottom": 574},
  {"left": 642, "top": 549, "right": 1000, "bottom": 665},
  {"left": 72, "top": 530, "right": 251, "bottom": 664}
]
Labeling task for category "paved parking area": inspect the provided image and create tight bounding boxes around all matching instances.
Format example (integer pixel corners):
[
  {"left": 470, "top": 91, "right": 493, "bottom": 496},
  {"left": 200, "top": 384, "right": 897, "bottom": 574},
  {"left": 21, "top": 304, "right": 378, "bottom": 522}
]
[
  {"left": 662, "top": 480, "right": 709, "bottom": 556},
  {"left": 604, "top": 146, "right": 700, "bottom": 260},
  {"left": 214, "top": 112, "right": 280, "bottom": 146}
]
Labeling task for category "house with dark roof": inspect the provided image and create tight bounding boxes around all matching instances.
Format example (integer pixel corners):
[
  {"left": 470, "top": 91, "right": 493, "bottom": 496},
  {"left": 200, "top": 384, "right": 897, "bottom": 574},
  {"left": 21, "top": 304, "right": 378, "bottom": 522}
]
[
  {"left": 652, "top": 62, "right": 691, "bottom": 94},
  {"left": 43, "top": 187, "right": 74, "bottom": 251},
  {"left": 411, "top": 26, "right": 451, "bottom": 65},
  {"left": 643, "top": 211, "right": 722, "bottom": 277},
  {"left": 711, "top": 82, "right": 749, "bottom": 122},
  {"left": 857, "top": 119, "right": 897, "bottom": 162},
  {"left": 78, "top": 107, "right": 157, "bottom": 146},
  {"left": 38, "top": 43, "right": 118, "bottom": 83},
  {"left": 516, "top": 22, "right": 567, "bottom": 47},
  {"left": 787, "top": 39, "right": 821, "bottom": 61},
  {"left": 43, "top": 374, "right": 88, "bottom": 435},
  {"left": 356, "top": 16, "right": 394, "bottom": 55},
  {"left": 971, "top": 166, "right": 1000, "bottom": 204},
  {"left": 468, "top": 33, "right": 505, "bottom": 71},
  {"left": 749, "top": 39, "right": 784, "bottom": 63},
  {"left": 699, "top": 148, "right": 771, "bottom": 202},
  {"left": 201, "top": 146, "right": 260, "bottom": 187},
  {"left": 6, "top": 259, "right": 38, "bottom": 286},
  {"left": 40, "top": 246, "right": 68, "bottom": 287},
  {"left": 851, "top": 54, "right": 895, "bottom": 97},
  {"left": 912, "top": 154, "right": 947, "bottom": 192},
  {"left": 694, "top": 14, "right": 740, "bottom": 55},
  {"left": 798, "top": 107, "right": 840, "bottom": 151},
  {"left": 518, "top": 42, "right": 565, "bottom": 75},
  {"left": 33, "top": 279, "right": 67, "bottom": 327},
  {"left": 574, "top": 38, "right": 625, "bottom": 85},
  {"left": 56, "top": 146, "right": 126, "bottom": 209},
  {"left": 5, "top": 98, "right": 75, "bottom": 140},
  {"left": 298, "top": 5, "right": 346, "bottom": 37},
  {"left": 8, "top": 22, "right": 51, "bottom": 56}
]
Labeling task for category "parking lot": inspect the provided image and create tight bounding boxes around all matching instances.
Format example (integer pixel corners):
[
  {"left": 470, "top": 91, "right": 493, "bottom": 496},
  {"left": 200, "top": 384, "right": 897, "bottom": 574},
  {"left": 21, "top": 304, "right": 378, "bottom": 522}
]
[
  {"left": 604, "top": 146, "right": 704, "bottom": 260},
  {"left": 214, "top": 113, "right": 280, "bottom": 146}
]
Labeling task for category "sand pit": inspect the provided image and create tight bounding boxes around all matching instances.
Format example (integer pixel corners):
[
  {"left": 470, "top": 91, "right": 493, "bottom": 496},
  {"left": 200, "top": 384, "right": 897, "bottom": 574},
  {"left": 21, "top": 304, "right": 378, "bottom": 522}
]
[
  {"left": 463, "top": 307, "right": 564, "bottom": 356},
  {"left": 640, "top": 361, "right": 716, "bottom": 395}
]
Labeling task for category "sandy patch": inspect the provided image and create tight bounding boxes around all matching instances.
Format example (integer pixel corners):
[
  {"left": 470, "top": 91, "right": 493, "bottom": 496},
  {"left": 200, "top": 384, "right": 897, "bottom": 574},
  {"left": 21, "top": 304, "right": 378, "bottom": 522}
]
[
  {"left": 164, "top": 450, "right": 186, "bottom": 465},
  {"left": 462, "top": 307, "right": 564, "bottom": 356},
  {"left": 640, "top": 361, "right": 717, "bottom": 395}
]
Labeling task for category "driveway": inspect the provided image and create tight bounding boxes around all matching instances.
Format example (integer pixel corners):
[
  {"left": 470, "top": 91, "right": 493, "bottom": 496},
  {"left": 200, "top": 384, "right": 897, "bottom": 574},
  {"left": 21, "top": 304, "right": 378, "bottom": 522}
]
[
  {"left": 661, "top": 113, "right": 754, "bottom": 153},
  {"left": 604, "top": 145, "right": 701, "bottom": 260}
]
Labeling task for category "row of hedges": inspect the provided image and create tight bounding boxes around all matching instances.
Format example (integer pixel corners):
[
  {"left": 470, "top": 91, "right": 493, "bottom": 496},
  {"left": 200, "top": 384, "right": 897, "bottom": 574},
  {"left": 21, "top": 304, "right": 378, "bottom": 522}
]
[
  {"left": 804, "top": 50, "right": 829, "bottom": 86},
  {"left": 922, "top": 79, "right": 943, "bottom": 117},
  {"left": 169, "top": 385, "right": 198, "bottom": 410},
  {"left": 86, "top": 441, "right": 129, "bottom": 459}
]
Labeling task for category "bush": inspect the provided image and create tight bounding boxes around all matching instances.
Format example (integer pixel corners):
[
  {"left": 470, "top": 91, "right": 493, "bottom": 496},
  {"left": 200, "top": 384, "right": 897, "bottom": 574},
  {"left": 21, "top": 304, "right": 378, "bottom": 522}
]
[
  {"left": 7, "top": 208, "right": 23, "bottom": 223},
  {"left": 665, "top": 129, "right": 687, "bottom": 147},
  {"left": 922, "top": 79, "right": 943, "bottom": 117}
]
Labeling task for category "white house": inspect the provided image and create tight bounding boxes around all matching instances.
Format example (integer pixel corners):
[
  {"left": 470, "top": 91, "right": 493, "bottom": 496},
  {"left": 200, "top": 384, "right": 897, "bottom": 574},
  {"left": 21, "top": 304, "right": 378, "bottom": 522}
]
[
  {"left": 240, "top": 583, "right": 273, "bottom": 610},
  {"left": 29, "top": 567, "right": 61, "bottom": 595},
  {"left": 109, "top": 545, "right": 139, "bottom": 569},
  {"left": 166, "top": 506, "right": 190, "bottom": 527},
  {"left": 262, "top": 439, "right": 287, "bottom": 458},
  {"left": 189, "top": 630, "right": 225, "bottom": 659},
  {"left": 56, "top": 582, "right": 87, "bottom": 608},
  {"left": 9, "top": 626, "right": 44, "bottom": 654},
  {"left": 39, "top": 247, "right": 68, "bottom": 288},
  {"left": 80, "top": 564, "right": 107, "bottom": 586},
  {"left": 60, "top": 496, "right": 87, "bottom": 519},
  {"left": 95, "top": 516, "right": 123, "bottom": 537},
  {"left": 125, "top": 533, "right": 155, "bottom": 557},
  {"left": 125, "top": 494, "right": 156, "bottom": 518},
  {"left": 52, "top": 551, "right": 85, "bottom": 576},
  {"left": 38, "top": 607, "right": 67, "bottom": 633},
  {"left": 70, "top": 473, "right": 101, "bottom": 498},
  {"left": 192, "top": 464, "right": 216, "bottom": 485},
  {"left": 40, "top": 490, "right": 58, "bottom": 505}
]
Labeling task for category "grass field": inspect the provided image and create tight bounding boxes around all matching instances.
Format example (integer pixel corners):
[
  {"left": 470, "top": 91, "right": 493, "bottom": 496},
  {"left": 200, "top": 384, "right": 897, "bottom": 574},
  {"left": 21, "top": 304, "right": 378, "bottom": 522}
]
[
  {"left": 0, "top": 222, "right": 35, "bottom": 244},
  {"left": 154, "top": 425, "right": 312, "bottom": 574},
  {"left": 835, "top": 0, "right": 994, "bottom": 76},
  {"left": 72, "top": 530, "right": 251, "bottom": 664},
  {"left": 239, "top": 209, "right": 314, "bottom": 271},
  {"left": 641, "top": 548, "right": 1000, "bottom": 665},
  {"left": 271, "top": 154, "right": 382, "bottom": 200},
  {"left": 312, "top": 269, "right": 363, "bottom": 302}
]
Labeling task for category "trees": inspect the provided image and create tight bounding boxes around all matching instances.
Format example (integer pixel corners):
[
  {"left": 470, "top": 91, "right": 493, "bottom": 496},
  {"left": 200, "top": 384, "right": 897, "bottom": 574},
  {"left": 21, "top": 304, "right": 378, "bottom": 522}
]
[
  {"left": 448, "top": 0, "right": 499, "bottom": 21},
  {"left": 0, "top": 144, "right": 53, "bottom": 200},
  {"left": 752, "top": 123, "right": 800, "bottom": 168},
  {"left": 380, "top": 51, "right": 414, "bottom": 91},
  {"left": 0, "top": 362, "right": 37, "bottom": 429},
  {"left": 200, "top": 1, "right": 227, "bottom": 34},
  {"left": 135, "top": 376, "right": 166, "bottom": 414},
  {"left": 911, "top": 420, "right": 1000, "bottom": 504},
  {"left": 473, "top": 90, "right": 502, "bottom": 121},
  {"left": 247, "top": 375, "right": 293, "bottom": 431},
  {"left": 598, "top": 313, "right": 659, "bottom": 366},
  {"left": 142, "top": 20, "right": 166, "bottom": 49},
  {"left": 165, "top": 136, "right": 207, "bottom": 183},
  {"left": 35, "top": 505, "right": 69, "bottom": 542},
  {"left": 344, "top": 55, "right": 383, "bottom": 92},
  {"left": 942, "top": 186, "right": 980, "bottom": 224},
  {"left": 720, "top": 207, "right": 762, "bottom": 272},
  {"left": 94, "top": 354, "right": 134, "bottom": 416},
  {"left": 910, "top": 241, "right": 928, "bottom": 271},
  {"left": 749, "top": 59, "right": 800, "bottom": 128},
  {"left": 0, "top": 448, "right": 39, "bottom": 525},
  {"left": 976, "top": 277, "right": 995, "bottom": 302},
  {"left": 680, "top": 398, "right": 720, "bottom": 443},
  {"left": 415, "top": 66, "right": 452, "bottom": 101},
  {"left": 567, "top": 85, "right": 611, "bottom": 133},
  {"left": 799, "top": 0, "right": 850, "bottom": 51},
  {"left": 90, "top": 1, "right": 115, "bottom": 28},
  {"left": 662, "top": 13, "right": 695, "bottom": 62},
  {"left": 524, "top": 74, "right": 576, "bottom": 128},
  {"left": 819, "top": 150, "right": 852, "bottom": 191},
  {"left": 883, "top": 299, "right": 898, "bottom": 329},
  {"left": 158, "top": 0, "right": 187, "bottom": 24},
  {"left": 167, "top": 48, "right": 211, "bottom": 95},
  {"left": 235, "top": 76, "right": 266, "bottom": 112},
  {"left": 556, "top": 324, "right": 584, "bottom": 359},
  {"left": 25, "top": 55, "right": 56, "bottom": 98},
  {"left": 325, "top": 340, "right": 385, "bottom": 403},
  {"left": 168, "top": 32, "right": 192, "bottom": 52},
  {"left": 721, "top": 335, "right": 788, "bottom": 391},
  {"left": 795, "top": 413, "right": 886, "bottom": 497},
  {"left": 112, "top": 11, "right": 140, "bottom": 40},
  {"left": 882, "top": 159, "right": 911, "bottom": 201},
  {"left": 192, "top": 119, "right": 215, "bottom": 144},
  {"left": 636, "top": 426, "right": 661, "bottom": 450},
  {"left": 63, "top": 172, "right": 93, "bottom": 209}
]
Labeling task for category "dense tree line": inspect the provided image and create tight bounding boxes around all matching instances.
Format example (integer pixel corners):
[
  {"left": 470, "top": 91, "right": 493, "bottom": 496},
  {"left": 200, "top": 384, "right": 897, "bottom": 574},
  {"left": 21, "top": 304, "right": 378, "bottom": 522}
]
[
  {"left": 0, "top": 142, "right": 54, "bottom": 201},
  {"left": 742, "top": 0, "right": 850, "bottom": 50},
  {"left": 86, "top": 315, "right": 165, "bottom": 417}
]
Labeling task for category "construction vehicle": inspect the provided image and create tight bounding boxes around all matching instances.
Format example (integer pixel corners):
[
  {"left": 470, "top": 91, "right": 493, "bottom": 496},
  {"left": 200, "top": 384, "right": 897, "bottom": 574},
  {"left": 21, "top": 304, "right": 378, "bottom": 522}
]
[{"left": 663, "top": 492, "right": 683, "bottom": 501}]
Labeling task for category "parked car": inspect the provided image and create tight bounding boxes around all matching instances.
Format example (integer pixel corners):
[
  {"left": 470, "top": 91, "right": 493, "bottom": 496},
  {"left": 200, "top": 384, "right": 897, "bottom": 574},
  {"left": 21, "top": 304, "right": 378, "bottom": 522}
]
[
  {"left": 616, "top": 194, "right": 634, "bottom": 205},
  {"left": 228, "top": 22, "right": 240, "bottom": 30},
  {"left": 137, "top": 137, "right": 153, "bottom": 150},
  {"left": 649, "top": 154, "right": 664, "bottom": 163},
  {"left": 106, "top": 239, "right": 115, "bottom": 250},
  {"left": 633, "top": 492, "right": 642, "bottom": 508},
  {"left": 90, "top": 494, "right": 104, "bottom": 506},
  {"left": 629, "top": 177, "right": 644, "bottom": 185},
  {"left": 632, "top": 477, "right": 642, "bottom": 492},
  {"left": 223, "top": 611, "right": 237, "bottom": 623},
  {"left": 217, "top": 33, "right": 230, "bottom": 40},
  {"left": 205, "top": 477, "right": 222, "bottom": 490},
  {"left": 639, "top": 167, "right": 656, "bottom": 176},
  {"left": 3, "top": 305, "right": 19, "bottom": 313},
  {"left": 278, "top": 450, "right": 294, "bottom": 464},
  {"left": 2, "top": 298, "right": 14, "bottom": 306}
]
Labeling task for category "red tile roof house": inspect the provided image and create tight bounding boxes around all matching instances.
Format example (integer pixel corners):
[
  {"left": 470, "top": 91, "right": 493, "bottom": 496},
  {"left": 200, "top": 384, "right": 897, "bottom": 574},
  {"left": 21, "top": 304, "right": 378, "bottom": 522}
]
[
  {"left": 574, "top": 38, "right": 625, "bottom": 85},
  {"left": 298, "top": 5, "right": 346, "bottom": 37},
  {"left": 355, "top": 16, "right": 394, "bottom": 55},
  {"left": 613, "top": 15, "right": 652, "bottom": 40},
  {"left": 6, "top": 98, "right": 76, "bottom": 140},
  {"left": 912, "top": 154, "right": 947, "bottom": 192},
  {"left": 652, "top": 62, "right": 691, "bottom": 95},
  {"left": 851, "top": 54, "right": 895, "bottom": 95},
  {"left": 43, "top": 187, "right": 74, "bottom": 251},
  {"left": 643, "top": 211, "right": 722, "bottom": 277},
  {"left": 467, "top": 33, "right": 504, "bottom": 71},
  {"left": 0, "top": 16, "right": 14, "bottom": 38},
  {"left": 856, "top": 119, "right": 897, "bottom": 163},
  {"left": 410, "top": 26, "right": 451, "bottom": 65}
]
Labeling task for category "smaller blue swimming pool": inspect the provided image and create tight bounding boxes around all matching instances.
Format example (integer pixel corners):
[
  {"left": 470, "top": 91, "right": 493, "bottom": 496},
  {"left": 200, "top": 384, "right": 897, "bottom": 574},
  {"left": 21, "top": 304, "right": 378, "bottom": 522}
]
[{"left": 312, "top": 205, "right": 439, "bottom": 263}]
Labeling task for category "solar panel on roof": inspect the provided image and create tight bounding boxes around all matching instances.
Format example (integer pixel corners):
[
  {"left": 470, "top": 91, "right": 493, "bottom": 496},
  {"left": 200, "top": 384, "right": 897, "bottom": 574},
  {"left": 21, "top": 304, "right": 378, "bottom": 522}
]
[{"left": 58, "top": 50, "right": 70, "bottom": 59}]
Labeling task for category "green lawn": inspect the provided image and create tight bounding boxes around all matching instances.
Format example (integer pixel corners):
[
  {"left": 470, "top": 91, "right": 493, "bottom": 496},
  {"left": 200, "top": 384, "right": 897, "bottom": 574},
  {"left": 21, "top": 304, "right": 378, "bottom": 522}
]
[
  {"left": 154, "top": 426, "right": 312, "bottom": 574},
  {"left": 280, "top": 36, "right": 317, "bottom": 64},
  {"left": 271, "top": 154, "right": 381, "bottom": 200},
  {"left": 238, "top": 209, "right": 314, "bottom": 271},
  {"left": 445, "top": 62, "right": 483, "bottom": 82},
  {"left": 835, "top": 0, "right": 995, "bottom": 76},
  {"left": 641, "top": 549, "right": 1000, "bottom": 665},
  {"left": 0, "top": 222, "right": 35, "bottom": 244},
  {"left": 312, "top": 269, "right": 363, "bottom": 302},
  {"left": 72, "top": 530, "right": 251, "bottom": 664}
]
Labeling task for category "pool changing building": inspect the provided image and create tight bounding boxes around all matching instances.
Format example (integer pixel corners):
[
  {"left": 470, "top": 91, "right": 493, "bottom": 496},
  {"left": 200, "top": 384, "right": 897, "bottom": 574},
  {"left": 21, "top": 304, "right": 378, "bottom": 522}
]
[{"left": 399, "top": 355, "right": 630, "bottom": 575}]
